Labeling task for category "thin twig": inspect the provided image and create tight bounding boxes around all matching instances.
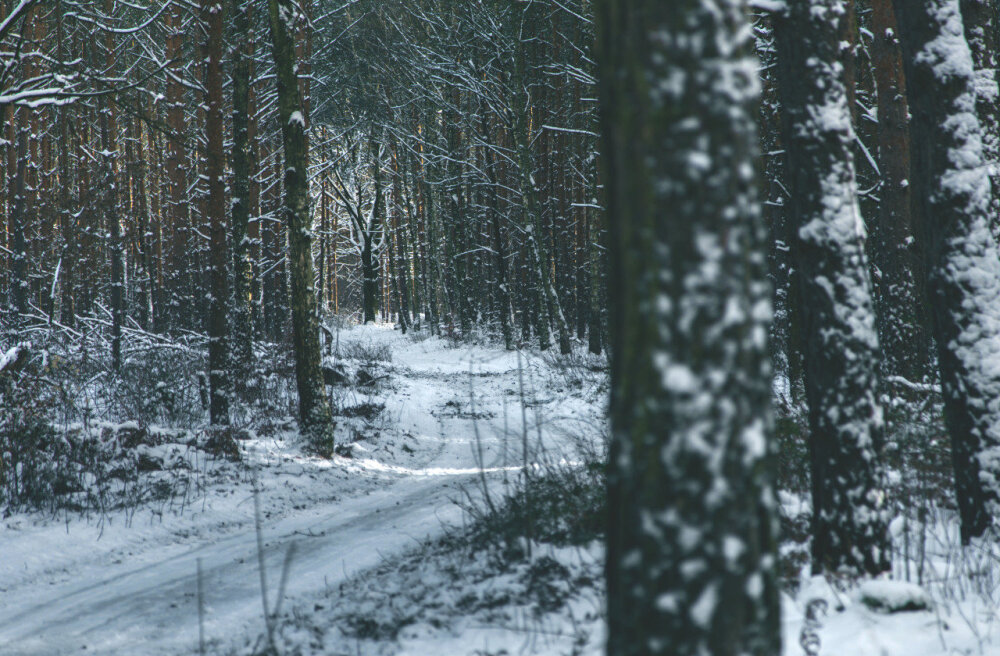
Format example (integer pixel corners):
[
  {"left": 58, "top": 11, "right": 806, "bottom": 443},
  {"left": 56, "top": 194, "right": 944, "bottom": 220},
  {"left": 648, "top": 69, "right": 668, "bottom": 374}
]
[{"left": 253, "top": 490, "right": 276, "bottom": 653}]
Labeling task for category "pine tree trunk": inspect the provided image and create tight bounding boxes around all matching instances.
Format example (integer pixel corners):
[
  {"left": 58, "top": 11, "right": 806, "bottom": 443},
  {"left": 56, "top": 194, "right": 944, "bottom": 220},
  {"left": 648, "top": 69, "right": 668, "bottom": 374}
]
[
  {"left": 870, "top": 0, "right": 932, "bottom": 384},
  {"left": 204, "top": 0, "right": 230, "bottom": 426},
  {"left": 773, "top": 0, "right": 890, "bottom": 575},
  {"left": 165, "top": 1, "right": 190, "bottom": 332},
  {"left": 390, "top": 144, "right": 410, "bottom": 333},
  {"left": 130, "top": 119, "right": 153, "bottom": 330},
  {"left": 960, "top": 0, "right": 1000, "bottom": 239},
  {"left": 267, "top": 0, "right": 335, "bottom": 455},
  {"left": 248, "top": 59, "right": 263, "bottom": 336},
  {"left": 102, "top": 110, "right": 123, "bottom": 373},
  {"left": 100, "top": 2, "right": 124, "bottom": 371},
  {"left": 231, "top": 0, "right": 254, "bottom": 370},
  {"left": 895, "top": 0, "right": 1000, "bottom": 542},
  {"left": 362, "top": 136, "right": 382, "bottom": 325},
  {"left": 10, "top": 113, "right": 28, "bottom": 320},
  {"left": 362, "top": 237, "right": 377, "bottom": 324},
  {"left": 598, "top": 1, "right": 780, "bottom": 654},
  {"left": 587, "top": 202, "right": 603, "bottom": 357},
  {"left": 56, "top": 1, "right": 75, "bottom": 328}
]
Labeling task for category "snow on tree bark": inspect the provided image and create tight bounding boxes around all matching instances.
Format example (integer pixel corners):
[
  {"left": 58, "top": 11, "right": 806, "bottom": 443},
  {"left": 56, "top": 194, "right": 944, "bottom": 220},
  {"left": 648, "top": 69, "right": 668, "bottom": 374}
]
[
  {"left": 267, "top": 0, "right": 335, "bottom": 455},
  {"left": 598, "top": 1, "right": 780, "bottom": 654},
  {"left": 959, "top": 0, "right": 1000, "bottom": 240},
  {"left": 894, "top": 0, "right": 1000, "bottom": 542},
  {"left": 773, "top": 0, "right": 891, "bottom": 576}
]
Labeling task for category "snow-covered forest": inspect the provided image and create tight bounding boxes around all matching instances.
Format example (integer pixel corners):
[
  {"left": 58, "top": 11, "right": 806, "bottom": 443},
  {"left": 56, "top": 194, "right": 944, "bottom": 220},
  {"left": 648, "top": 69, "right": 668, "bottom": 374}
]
[{"left": 3, "top": 0, "right": 1000, "bottom": 654}]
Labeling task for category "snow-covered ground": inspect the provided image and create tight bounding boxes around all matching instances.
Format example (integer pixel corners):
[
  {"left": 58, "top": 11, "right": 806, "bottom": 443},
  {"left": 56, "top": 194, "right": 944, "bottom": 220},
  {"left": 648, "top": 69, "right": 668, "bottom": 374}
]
[
  {"left": 3, "top": 325, "right": 1000, "bottom": 656},
  {"left": 0, "top": 326, "right": 605, "bottom": 656}
]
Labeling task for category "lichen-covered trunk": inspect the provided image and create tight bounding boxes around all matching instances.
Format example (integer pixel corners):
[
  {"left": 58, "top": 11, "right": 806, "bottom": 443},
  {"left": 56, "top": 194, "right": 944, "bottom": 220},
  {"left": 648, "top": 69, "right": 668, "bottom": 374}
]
[
  {"left": 598, "top": 1, "right": 780, "bottom": 654},
  {"left": 267, "top": 0, "right": 335, "bottom": 455},
  {"left": 895, "top": 0, "right": 1000, "bottom": 542},
  {"left": 773, "top": 0, "right": 890, "bottom": 576}
]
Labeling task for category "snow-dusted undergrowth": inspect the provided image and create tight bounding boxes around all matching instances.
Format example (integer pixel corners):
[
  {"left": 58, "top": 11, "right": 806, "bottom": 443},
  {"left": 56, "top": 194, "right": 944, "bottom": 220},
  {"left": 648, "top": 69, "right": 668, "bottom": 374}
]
[
  {"left": 0, "top": 323, "right": 607, "bottom": 655},
  {"left": 4, "top": 324, "right": 1000, "bottom": 655}
]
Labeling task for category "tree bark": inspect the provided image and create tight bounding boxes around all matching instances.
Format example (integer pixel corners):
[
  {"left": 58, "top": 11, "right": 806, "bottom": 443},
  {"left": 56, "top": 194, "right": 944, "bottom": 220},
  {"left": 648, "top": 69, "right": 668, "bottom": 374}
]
[
  {"left": 9, "top": 112, "right": 28, "bottom": 320},
  {"left": 895, "top": 0, "right": 1000, "bottom": 542},
  {"left": 165, "top": 1, "right": 190, "bottom": 332},
  {"left": 231, "top": 0, "right": 254, "bottom": 370},
  {"left": 204, "top": 0, "right": 229, "bottom": 426},
  {"left": 56, "top": 0, "right": 75, "bottom": 328},
  {"left": 267, "top": 0, "right": 335, "bottom": 455},
  {"left": 598, "top": 1, "right": 780, "bottom": 654},
  {"left": 959, "top": 0, "right": 1000, "bottom": 239},
  {"left": 389, "top": 143, "right": 410, "bottom": 333},
  {"left": 362, "top": 136, "right": 382, "bottom": 324},
  {"left": 870, "top": 0, "right": 932, "bottom": 384},
  {"left": 773, "top": 0, "right": 891, "bottom": 575},
  {"left": 99, "top": 1, "right": 123, "bottom": 372}
]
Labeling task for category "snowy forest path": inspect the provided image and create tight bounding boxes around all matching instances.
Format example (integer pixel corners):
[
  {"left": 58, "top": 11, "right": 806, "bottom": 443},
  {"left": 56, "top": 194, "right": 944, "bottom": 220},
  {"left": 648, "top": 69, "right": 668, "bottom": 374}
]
[
  {"left": 0, "top": 327, "right": 594, "bottom": 656},
  {"left": 0, "top": 478, "right": 460, "bottom": 655}
]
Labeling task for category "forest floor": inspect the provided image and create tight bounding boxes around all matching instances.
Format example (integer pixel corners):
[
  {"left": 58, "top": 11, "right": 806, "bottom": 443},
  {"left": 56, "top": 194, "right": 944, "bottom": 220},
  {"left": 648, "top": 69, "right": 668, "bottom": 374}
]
[
  {"left": 0, "top": 325, "right": 607, "bottom": 655},
  {"left": 0, "top": 325, "right": 998, "bottom": 655}
]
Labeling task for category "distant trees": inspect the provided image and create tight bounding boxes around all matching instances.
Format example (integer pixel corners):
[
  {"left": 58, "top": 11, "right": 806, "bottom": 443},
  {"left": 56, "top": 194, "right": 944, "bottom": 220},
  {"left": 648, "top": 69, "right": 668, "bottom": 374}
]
[
  {"left": 329, "top": 135, "right": 387, "bottom": 326},
  {"left": 772, "top": 0, "right": 890, "bottom": 575},
  {"left": 0, "top": 0, "right": 607, "bottom": 449},
  {"left": 311, "top": 0, "right": 604, "bottom": 349},
  {"left": 1, "top": 0, "right": 606, "bottom": 358},
  {"left": 598, "top": 1, "right": 779, "bottom": 654}
]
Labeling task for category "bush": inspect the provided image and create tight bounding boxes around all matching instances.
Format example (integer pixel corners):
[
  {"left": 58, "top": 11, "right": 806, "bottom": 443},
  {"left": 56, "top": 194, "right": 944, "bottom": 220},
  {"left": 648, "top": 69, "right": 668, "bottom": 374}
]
[
  {"left": 0, "top": 365, "right": 63, "bottom": 512},
  {"left": 340, "top": 339, "right": 393, "bottom": 364},
  {"left": 113, "top": 346, "right": 207, "bottom": 428},
  {"left": 463, "top": 461, "right": 606, "bottom": 564},
  {"left": 0, "top": 349, "right": 120, "bottom": 515}
]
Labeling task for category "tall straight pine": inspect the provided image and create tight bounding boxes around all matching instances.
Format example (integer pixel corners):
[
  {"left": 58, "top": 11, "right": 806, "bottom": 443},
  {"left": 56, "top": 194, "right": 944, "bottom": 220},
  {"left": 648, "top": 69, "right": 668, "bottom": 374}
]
[
  {"left": 597, "top": 1, "right": 780, "bottom": 654},
  {"left": 203, "top": 0, "right": 230, "bottom": 426},
  {"left": 267, "top": 0, "right": 335, "bottom": 455}
]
